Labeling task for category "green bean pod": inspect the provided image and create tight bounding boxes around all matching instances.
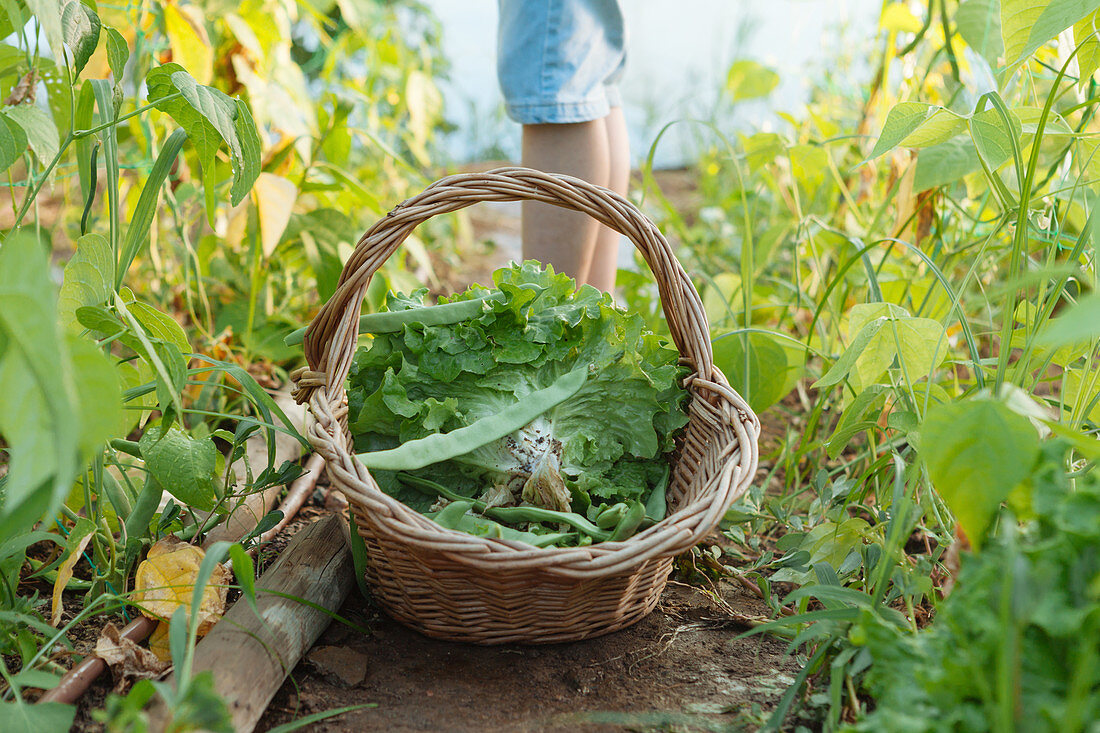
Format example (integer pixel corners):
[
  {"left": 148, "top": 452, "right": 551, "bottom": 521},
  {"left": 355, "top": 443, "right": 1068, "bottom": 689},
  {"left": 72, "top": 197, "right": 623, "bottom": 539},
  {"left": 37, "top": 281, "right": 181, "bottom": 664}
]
[
  {"left": 644, "top": 463, "right": 671, "bottom": 523},
  {"left": 284, "top": 294, "right": 497, "bottom": 346},
  {"left": 595, "top": 502, "right": 628, "bottom": 529},
  {"left": 357, "top": 366, "right": 588, "bottom": 471},
  {"left": 607, "top": 500, "right": 646, "bottom": 542},
  {"left": 397, "top": 472, "right": 611, "bottom": 542}
]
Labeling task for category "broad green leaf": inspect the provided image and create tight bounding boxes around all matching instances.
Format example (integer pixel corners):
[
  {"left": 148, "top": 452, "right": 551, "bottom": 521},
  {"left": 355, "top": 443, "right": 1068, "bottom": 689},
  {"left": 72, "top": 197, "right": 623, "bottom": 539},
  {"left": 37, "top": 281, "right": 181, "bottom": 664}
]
[
  {"left": 867, "top": 103, "right": 967, "bottom": 160},
  {"left": 58, "top": 233, "right": 114, "bottom": 330},
  {"left": 0, "top": 112, "right": 28, "bottom": 171},
  {"left": 0, "top": 1, "right": 28, "bottom": 38},
  {"left": 39, "top": 60, "right": 71, "bottom": 136},
  {"left": 849, "top": 305, "right": 948, "bottom": 391},
  {"left": 789, "top": 144, "right": 828, "bottom": 195},
  {"left": 1038, "top": 292, "right": 1100, "bottom": 345},
  {"left": 147, "top": 64, "right": 261, "bottom": 209},
  {"left": 920, "top": 399, "right": 1040, "bottom": 547},
  {"left": 0, "top": 700, "right": 76, "bottom": 733},
  {"left": 826, "top": 384, "right": 891, "bottom": 460},
  {"left": 138, "top": 425, "right": 220, "bottom": 511},
  {"left": 968, "top": 106, "right": 1023, "bottom": 171},
  {"left": 129, "top": 301, "right": 190, "bottom": 356},
  {"left": 68, "top": 335, "right": 122, "bottom": 454},
  {"left": 957, "top": 0, "right": 1005, "bottom": 67},
  {"left": 914, "top": 136, "right": 983, "bottom": 190},
  {"left": 61, "top": 0, "right": 100, "bottom": 76},
  {"left": 105, "top": 26, "right": 129, "bottom": 80},
  {"left": 4, "top": 104, "right": 59, "bottom": 165},
  {"left": 711, "top": 331, "right": 790, "bottom": 412},
  {"left": 253, "top": 172, "right": 297, "bottom": 258},
  {"left": 1001, "top": 0, "right": 1100, "bottom": 69},
  {"left": 725, "top": 59, "right": 780, "bottom": 101},
  {"left": 0, "top": 233, "right": 80, "bottom": 544},
  {"left": 1075, "top": 10, "right": 1100, "bottom": 82}
]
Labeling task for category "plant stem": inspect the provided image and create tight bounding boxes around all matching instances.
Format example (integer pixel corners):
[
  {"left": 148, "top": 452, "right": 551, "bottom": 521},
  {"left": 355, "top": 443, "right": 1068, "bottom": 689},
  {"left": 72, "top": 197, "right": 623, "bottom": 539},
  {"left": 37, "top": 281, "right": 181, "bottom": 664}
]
[{"left": 72, "top": 92, "right": 183, "bottom": 139}]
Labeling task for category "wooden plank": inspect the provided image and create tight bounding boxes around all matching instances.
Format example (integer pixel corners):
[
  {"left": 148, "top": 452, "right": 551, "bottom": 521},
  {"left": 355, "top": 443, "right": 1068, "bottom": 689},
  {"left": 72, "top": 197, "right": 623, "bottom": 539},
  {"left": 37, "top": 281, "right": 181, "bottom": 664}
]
[{"left": 147, "top": 513, "right": 355, "bottom": 733}]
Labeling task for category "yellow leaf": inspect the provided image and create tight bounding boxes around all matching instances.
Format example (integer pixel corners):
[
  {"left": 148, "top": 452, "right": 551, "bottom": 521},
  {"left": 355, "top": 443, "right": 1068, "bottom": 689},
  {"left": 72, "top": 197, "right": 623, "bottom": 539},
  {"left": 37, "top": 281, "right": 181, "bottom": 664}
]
[
  {"left": 132, "top": 537, "right": 230, "bottom": 635},
  {"left": 881, "top": 3, "right": 923, "bottom": 33},
  {"left": 148, "top": 620, "right": 172, "bottom": 662},
  {"left": 253, "top": 172, "right": 298, "bottom": 258},
  {"left": 51, "top": 521, "right": 96, "bottom": 626},
  {"left": 164, "top": 4, "right": 213, "bottom": 85}
]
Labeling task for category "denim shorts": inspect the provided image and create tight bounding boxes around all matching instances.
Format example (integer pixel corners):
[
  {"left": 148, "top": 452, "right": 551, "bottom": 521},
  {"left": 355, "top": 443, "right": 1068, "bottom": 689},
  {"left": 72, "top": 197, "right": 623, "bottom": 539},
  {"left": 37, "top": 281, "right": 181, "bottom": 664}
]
[{"left": 497, "top": 0, "right": 626, "bottom": 124}]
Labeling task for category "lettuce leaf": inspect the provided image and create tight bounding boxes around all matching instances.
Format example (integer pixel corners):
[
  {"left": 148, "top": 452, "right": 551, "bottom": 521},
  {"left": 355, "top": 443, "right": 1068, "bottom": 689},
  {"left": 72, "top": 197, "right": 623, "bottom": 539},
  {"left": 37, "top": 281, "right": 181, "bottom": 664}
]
[{"left": 346, "top": 262, "right": 689, "bottom": 527}]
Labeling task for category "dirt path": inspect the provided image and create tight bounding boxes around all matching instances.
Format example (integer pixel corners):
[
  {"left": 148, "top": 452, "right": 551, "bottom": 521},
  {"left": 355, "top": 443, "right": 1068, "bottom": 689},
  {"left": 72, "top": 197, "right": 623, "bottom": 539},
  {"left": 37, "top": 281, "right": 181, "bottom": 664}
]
[{"left": 256, "top": 573, "right": 799, "bottom": 732}]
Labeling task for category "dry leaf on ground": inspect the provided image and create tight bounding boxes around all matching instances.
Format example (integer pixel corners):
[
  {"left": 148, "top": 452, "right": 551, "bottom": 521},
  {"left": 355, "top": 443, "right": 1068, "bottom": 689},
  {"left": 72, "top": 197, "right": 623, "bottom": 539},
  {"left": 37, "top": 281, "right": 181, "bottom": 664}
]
[
  {"left": 132, "top": 537, "right": 231, "bottom": 635},
  {"left": 95, "top": 621, "right": 171, "bottom": 685},
  {"left": 148, "top": 620, "right": 172, "bottom": 662}
]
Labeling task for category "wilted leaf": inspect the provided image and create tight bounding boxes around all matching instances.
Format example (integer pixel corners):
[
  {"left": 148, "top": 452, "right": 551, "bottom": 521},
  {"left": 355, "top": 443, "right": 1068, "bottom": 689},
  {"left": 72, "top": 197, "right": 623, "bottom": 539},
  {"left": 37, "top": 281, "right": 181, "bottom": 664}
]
[
  {"left": 163, "top": 3, "right": 212, "bottom": 84},
  {"left": 253, "top": 172, "right": 298, "bottom": 258},
  {"left": 51, "top": 518, "right": 96, "bottom": 626},
  {"left": 95, "top": 621, "right": 172, "bottom": 682},
  {"left": 132, "top": 537, "right": 231, "bottom": 635},
  {"left": 148, "top": 620, "right": 171, "bottom": 662}
]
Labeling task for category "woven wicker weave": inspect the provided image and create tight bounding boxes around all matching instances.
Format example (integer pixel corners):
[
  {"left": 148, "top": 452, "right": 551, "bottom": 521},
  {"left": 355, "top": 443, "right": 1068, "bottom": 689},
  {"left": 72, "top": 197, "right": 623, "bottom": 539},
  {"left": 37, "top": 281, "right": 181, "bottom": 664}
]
[{"left": 291, "top": 167, "right": 759, "bottom": 644}]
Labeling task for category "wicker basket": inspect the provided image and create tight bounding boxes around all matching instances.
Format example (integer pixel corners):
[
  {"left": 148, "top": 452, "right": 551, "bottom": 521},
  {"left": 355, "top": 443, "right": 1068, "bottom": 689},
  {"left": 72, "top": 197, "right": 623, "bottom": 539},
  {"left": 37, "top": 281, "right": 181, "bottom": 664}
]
[{"left": 290, "top": 167, "right": 759, "bottom": 644}]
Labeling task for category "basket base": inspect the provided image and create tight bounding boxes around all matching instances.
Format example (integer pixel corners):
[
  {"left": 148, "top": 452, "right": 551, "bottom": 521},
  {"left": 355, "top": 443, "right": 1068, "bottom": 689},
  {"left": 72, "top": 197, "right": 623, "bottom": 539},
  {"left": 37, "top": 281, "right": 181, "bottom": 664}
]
[{"left": 359, "top": 527, "right": 675, "bottom": 645}]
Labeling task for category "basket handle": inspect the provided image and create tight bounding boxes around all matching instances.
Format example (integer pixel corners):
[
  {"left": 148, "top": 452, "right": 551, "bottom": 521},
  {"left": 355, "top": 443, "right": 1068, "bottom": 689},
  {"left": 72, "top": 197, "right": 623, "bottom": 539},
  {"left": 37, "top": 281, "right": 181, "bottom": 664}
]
[{"left": 293, "top": 167, "right": 715, "bottom": 404}]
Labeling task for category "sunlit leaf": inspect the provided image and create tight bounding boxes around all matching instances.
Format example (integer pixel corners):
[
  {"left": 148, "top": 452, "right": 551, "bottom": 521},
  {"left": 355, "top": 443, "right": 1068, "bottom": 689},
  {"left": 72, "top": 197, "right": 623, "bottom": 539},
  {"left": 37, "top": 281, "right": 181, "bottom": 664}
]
[
  {"left": 881, "top": 3, "right": 924, "bottom": 33},
  {"left": 867, "top": 103, "right": 967, "bottom": 160},
  {"left": 1001, "top": 0, "right": 1100, "bottom": 69},
  {"left": 914, "top": 136, "right": 982, "bottom": 190},
  {"left": 1037, "top": 293, "right": 1100, "bottom": 345},
  {"left": 129, "top": 301, "right": 191, "bottom": 356},
  {"left": 1076, "top": 10, "right": 1100, "bottom": 82},
  {"left": 920, "top": 399, "right": 1040, "bottom": 548},
  {"left": 253, "top": 172, "right": 298, "bottom": 258},
  {"left": 969, "top": 105, "right": 1022, "bottom": 172},
  {"left": 958, "top": 0, "right": 1005, "bottom": 67},
  {"left": 163, "top": 3, "right": 212, "bottom": 85},
  {"left": 725, "top": 59, "right": 780, "bottom": 101},
  {"left": 0, "top": 700, "right": 76, "bottom": 733},
  {"left": 105, "top": 26, "right": 129, "bottom": 81}
]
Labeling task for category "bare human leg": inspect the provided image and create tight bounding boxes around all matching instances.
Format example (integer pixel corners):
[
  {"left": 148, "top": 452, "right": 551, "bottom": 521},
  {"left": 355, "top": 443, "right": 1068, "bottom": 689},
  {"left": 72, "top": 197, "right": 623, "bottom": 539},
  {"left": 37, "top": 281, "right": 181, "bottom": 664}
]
[
  {"left": 521, "top": 119, "right": 610, "bottom": 285},
  {"left": 585, "top": 106, "right": 629, "bottom": 292}
]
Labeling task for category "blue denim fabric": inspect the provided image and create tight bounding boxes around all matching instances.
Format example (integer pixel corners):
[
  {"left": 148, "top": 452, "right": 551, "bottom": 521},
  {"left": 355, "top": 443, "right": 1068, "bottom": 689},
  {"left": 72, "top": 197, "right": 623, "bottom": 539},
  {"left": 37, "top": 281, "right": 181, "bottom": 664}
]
[{"left": 497, "top": 0, "right": 626, "bottom": 124}]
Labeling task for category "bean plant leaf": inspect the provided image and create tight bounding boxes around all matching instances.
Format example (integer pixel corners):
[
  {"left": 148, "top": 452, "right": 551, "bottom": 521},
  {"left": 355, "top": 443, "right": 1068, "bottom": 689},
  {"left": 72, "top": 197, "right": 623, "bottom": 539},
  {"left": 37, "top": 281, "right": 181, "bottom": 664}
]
[
  {"left": 58, "top": 233, "right": 115, "bottom": 330},
  {"left": 867, "top": 103, "right": 967, "bottom": 160},
  {"left": 1001, "top": 0, "right": 1100, "bottom": 70},
  {"left": 957, "top": 0, "right": 1005, "bottom": 67},
  {"left": 129, "top": 301, "right": 191, "bottom": 356},
  {"left": 4, "top": 104, "right": 59, "bottom": 165},
  {"left": 968, "top": 106, "right": 1023, "bottom": 172},
  {"left": 105, "top": 26, "right": 129, "bottom": 80},
  {"left": 146, "top": 63, "right": 261, "bottom": 211},
  {"left": 1074, "top": 10, "right": 1100, "bottom": 83},
  {"left": 163, "top": 3, "right": 212, "bottom": 84},
  {"left": 1038, "top": 292, "right": 1100, "bottom": 345},
  {"left": 0, "top": 1, "right": 29, "bottom": 38},
  {"left": 725, "top": 59, "right": 780, "bottom": 101},
  {"left": 253, "top": 172, "right": 298, "bottom": 258},
  {"left": 0, "top": 700, "right": 76, "bottom": 733},
  {"left": 920, "top": 399, "right": 1040, "bottom": 548},
  {"left": 61, "top": 0, "right": 100, "bottom": 77},
  {"left": 26, "top": 0, "right": 64, "bottom": 65},
  {"left": 138, "top": 425, "right": 220, "bottom": 511},
  {"left": 914, "top": 136, "right": 983, "bottom": 190},
  {"left": 68, "top": 334, "right": 122, "bottom": 455},
  {"left": 712, "top": 331, "right": 790, "bottom": 412},
  {"left": 0, "top": 112, "right": 28, "bottom": 171}
]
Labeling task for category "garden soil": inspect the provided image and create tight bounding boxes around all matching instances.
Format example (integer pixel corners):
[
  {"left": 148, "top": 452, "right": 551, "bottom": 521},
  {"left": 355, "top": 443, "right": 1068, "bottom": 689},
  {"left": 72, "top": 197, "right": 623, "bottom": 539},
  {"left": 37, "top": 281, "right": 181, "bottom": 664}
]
[{"left": 255, "top": 543, "right": 801, "bottom": 733}]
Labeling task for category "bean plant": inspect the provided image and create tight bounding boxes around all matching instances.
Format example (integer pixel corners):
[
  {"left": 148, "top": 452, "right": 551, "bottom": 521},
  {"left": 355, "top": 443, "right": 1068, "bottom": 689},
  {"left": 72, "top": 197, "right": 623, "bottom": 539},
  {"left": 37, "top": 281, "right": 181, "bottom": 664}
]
[{"left": 631, "top": 0, "right": 1100, "bottom": 728}]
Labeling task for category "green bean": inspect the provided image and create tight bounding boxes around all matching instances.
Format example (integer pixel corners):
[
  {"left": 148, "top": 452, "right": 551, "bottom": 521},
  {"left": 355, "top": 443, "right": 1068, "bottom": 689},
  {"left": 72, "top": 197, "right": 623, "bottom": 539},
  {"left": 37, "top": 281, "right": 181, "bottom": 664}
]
[
  {"left": 607, "top": 500, "right": 646, "bottom": 542},
  {"left": 357, "top": 366, "right": 588, "bottom": 471},
  {"left": 397, "top": 473, "right": 611, "bottom": 541},
  {"left": 284, "top": 294, "right": 497, "bottom": 346},
  {"left": 644, "top": 463, "right": 671, "bottom": 523},
  {"left": 427, "top": 498, "right": 573, "bottom": 548},
  {"left": 596, "top": 502, "right": 628, "bottom": 529}
]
